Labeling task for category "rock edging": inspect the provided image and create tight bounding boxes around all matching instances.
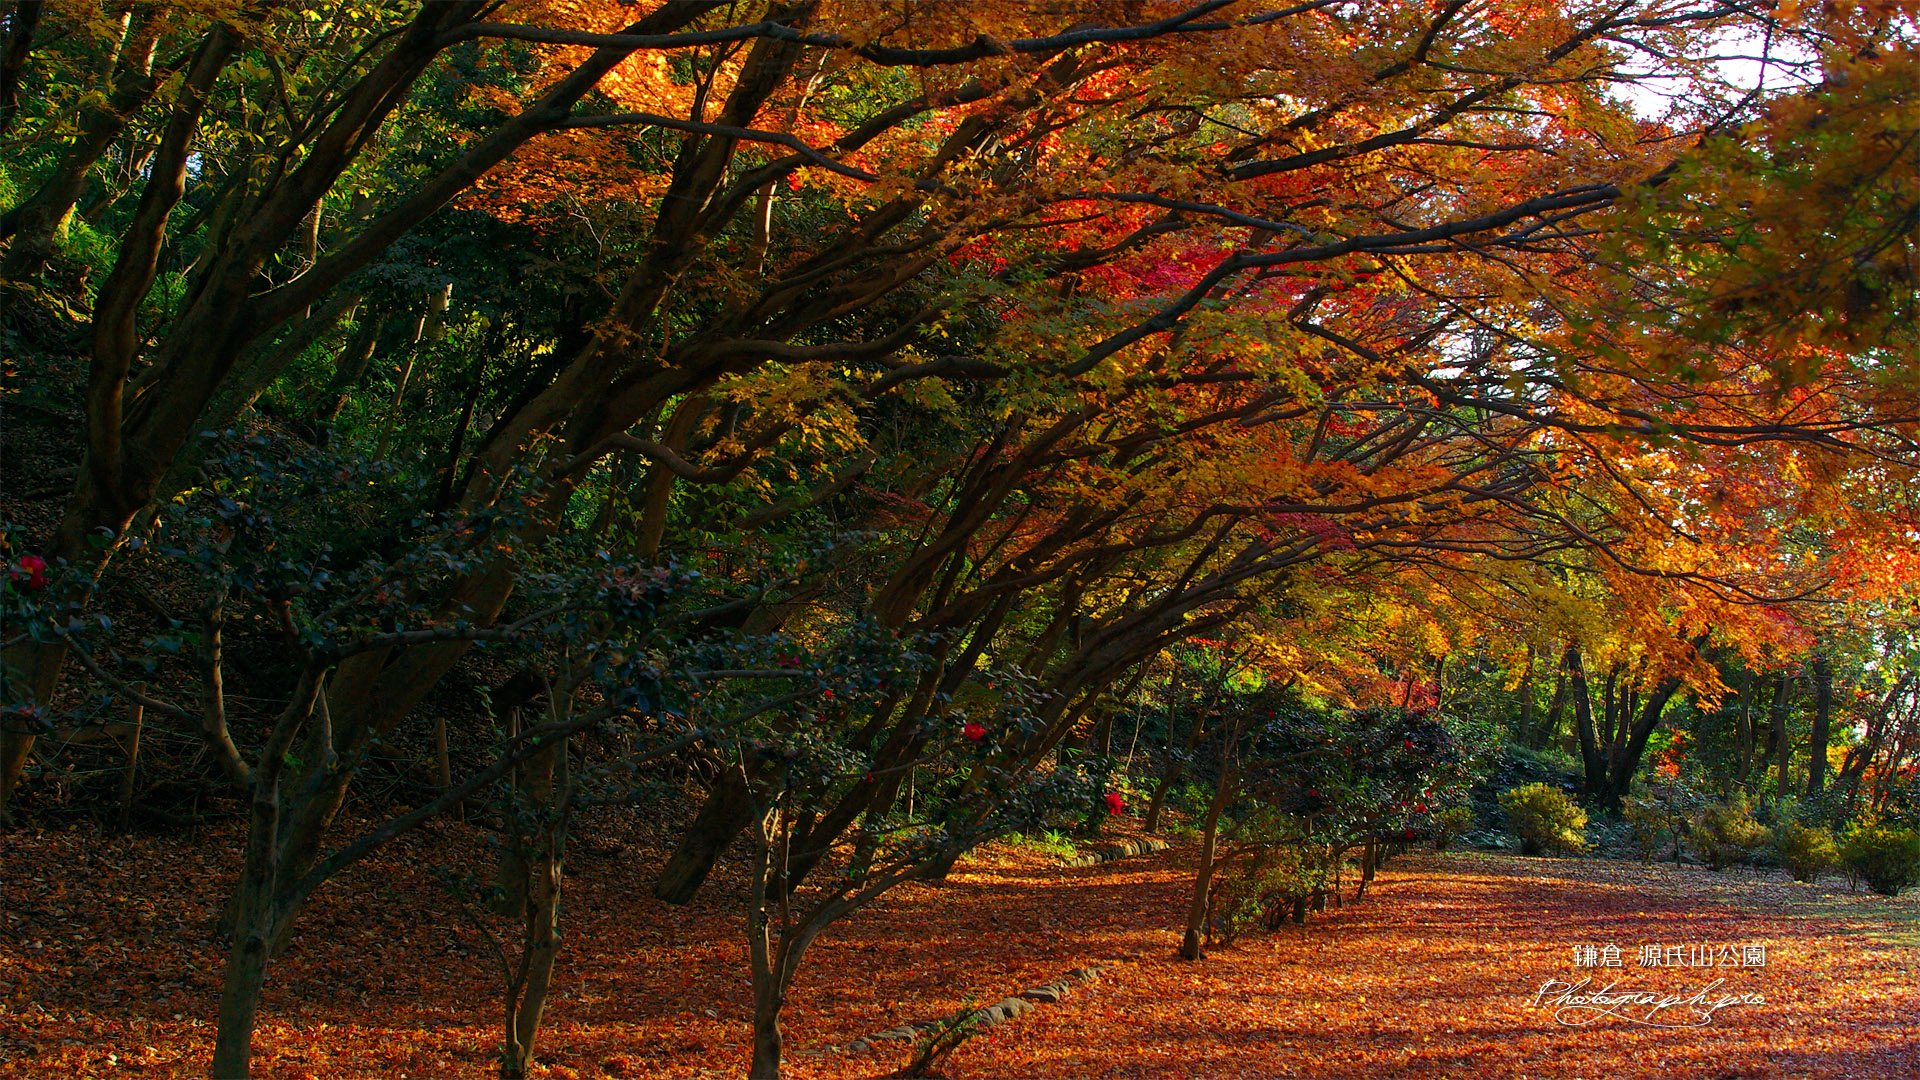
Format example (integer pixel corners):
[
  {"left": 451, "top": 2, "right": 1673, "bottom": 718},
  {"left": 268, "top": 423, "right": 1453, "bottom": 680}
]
[
  {"left": 1059, "top": 836, "right": 1169, "bottom": 869},
  {"left": 848, "top": 963, "right": 1115, "bottom": 1053}
]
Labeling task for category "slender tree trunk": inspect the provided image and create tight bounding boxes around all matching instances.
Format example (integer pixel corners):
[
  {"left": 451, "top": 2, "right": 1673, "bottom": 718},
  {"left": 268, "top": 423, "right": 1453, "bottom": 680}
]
[
  {"left": 1735, "top": 669, "right": 1757, "bottom": 785},
  {"left": 1600, "top": 667, "right": 1618, "bottom": 748},
  {"left": 376, "top": 283, "right": 448, "bottom": 457},
  {"left": 1537, "top": 663, "right": 1568, "bottom": 751},
  {"left": 1145, "top": 700, "right": 1206, "bottom": 833},
  {"left": 1567, "top": 647, "right": 1605, "bottom": 799},
  {"left": 315, "top": 314, "right": 387, "bottom": 421},
  {"left": 491, "top": 735, "right": 559, "bottom": 916},
  {"left": 1836, "top": 673, "right": 1911, "bottom": 800},
  {"left": 434, "top": 715, "right": 453, "bottom": 789},
  {"left": 1771, "top": 673, "right": 1792, "bottom": 808},
  {"left": 500, "top": 737, "right": 569, "bottom": 1079},
  {"left": 211, "top": 708, "right": 295, "bottom": 1080},
  {"left": 1179, "top": 751, "right": 1237, "bottom": 961},
  {"left": 1518, "top": 644, "right": 1536, "bottom": 744},
  {"left": 117, "top": 699, "right": 143, "bottom": 825},
  {"left": 1807, "top": 655, "right": 1832, "bottom": 797}
]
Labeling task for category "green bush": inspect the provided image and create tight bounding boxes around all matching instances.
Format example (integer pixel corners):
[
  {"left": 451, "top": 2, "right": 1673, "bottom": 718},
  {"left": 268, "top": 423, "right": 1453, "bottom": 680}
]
[
  {"left": 1837, "top": 822, "right": 1920, "bottom": 896},
  {"left": 1688, "top": 798, "right": 1768, "bottom": 871},
  {"left": 1432, "top": 806, "right": 1476, "bottom": 852},
  {"left": 1211, "top": 843, "right": 1329, "bottom": 944},
  {"left": 1499, "top": 783, "right": 1587, "bottom": 856},
  {"left": 1769, "top": 820, "right": 1838, "bottom": 883},
  {"left": 1002, "top": 830, "right": 1079, "bottom": 859}
]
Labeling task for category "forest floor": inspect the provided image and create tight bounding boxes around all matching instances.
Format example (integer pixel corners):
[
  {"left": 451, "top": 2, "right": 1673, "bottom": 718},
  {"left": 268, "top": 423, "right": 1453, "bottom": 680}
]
[{"left": 1, "top": 815, "right": 1915, "bottom": 1079}]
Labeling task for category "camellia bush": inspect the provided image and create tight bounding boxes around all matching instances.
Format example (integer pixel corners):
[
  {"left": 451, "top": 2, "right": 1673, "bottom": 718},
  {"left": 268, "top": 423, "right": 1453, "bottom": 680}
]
[{"left": 1190, "top": 689, "right": 1497, "bottom": 952}]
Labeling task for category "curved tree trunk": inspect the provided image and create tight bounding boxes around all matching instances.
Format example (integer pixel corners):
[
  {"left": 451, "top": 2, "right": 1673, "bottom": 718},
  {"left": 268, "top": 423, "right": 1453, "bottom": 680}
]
[
  {"left": 1179, "top": 729, "right": 1239, "bottom": 961},
  {"left": 653, "top": 764, "right": 757, "bottom": 903}
]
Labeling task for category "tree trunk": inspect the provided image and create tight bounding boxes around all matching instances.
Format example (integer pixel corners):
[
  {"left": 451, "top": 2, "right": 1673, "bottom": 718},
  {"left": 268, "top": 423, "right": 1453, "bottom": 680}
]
[
  {"left": 1179, "top": 756, "right": 1236, "bottom": 961},
  {"left": 117, "top": 699, "right": 143, "bottom": 824},
  {"left": 211, "top": 713, "right": 296, "bottom": 1080},
  {"left": 1806, "top": 655, "right": 1832, "bottom": 797},
  {"left": 1537, "top": 663, "right": 1568, "bottom": 751},
  {"left": 1836, "top": 673, "right": 1911, "bottom": 801},
  {"left": 749, "top": 979, "right": 785, "bottom": 1080},
  {"left": 500, "top": 737, "right": 568, "bottom": 1079},
  {"left": 375, "top": 283, "right": 449, "bottom": 457},
  {"left": 1600, "top": 667, "right": 1618, "bottom": 748},
  {"left": 314, "top": 313, "right": 388, "bottom": 421},
  {"left": 1567, "top": 647, "right": 1605, "bottom": 799},
  {"left": 1145, "top": 701, "right": 1206, "bottom": 833},
  {"left": 653, "top": 764, "right": 756, "bottom": 903},
  {"left": 210, "top": 891, "right": 272, "bottom": 1079},
  {"left": 1771, "top": 673, "right": 1792, "bottom": 807},
  {"left": 1518, "top": 645, "right": 1536, "bottom": 744},
  {"left": 1602, "top": 673, "right": 1684, "bottom": 810},
  {"left": 0, "top": 8, "right": 162, "bottom": 278},
  {"left": 0, "top": 3, "right": 41, "bottom": 140},
  {"left": 1734, "top": 669, "right": 1757, "bottom": 785}
]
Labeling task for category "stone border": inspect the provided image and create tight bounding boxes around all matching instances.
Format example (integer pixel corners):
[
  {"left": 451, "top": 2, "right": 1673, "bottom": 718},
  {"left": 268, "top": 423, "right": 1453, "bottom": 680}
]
[
  {"left": 1059, "top": 836, "right": 1169, "bottom": 869},
  {"left": 848, "top": 963, "right": 1115, "bottom": 1053}
]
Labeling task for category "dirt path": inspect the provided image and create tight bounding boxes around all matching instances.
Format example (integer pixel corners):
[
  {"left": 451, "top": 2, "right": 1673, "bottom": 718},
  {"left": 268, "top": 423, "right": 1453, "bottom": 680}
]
[{"left": 2, "top": 823, "right": 1914, "bottom": 1078}]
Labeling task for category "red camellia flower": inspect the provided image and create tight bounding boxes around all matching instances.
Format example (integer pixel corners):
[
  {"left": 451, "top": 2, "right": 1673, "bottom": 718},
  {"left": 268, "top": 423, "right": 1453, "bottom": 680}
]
[
  {"left": 962, "top": 722, "right": 986, "bottom": 742},
  {"left": 1415, "top": 802, "right": 1428, "bottom": 813},
  {"left": 10, "top": 555, "right": 48, "bottom": 591},
  {"left": 1104, "top": 792, "right": 1125, "bottom": 816}
]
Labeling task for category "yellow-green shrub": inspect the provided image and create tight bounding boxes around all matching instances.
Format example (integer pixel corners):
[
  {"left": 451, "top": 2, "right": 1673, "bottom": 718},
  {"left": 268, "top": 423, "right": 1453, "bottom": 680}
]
[
  {"left": 1769, "top": 820, "right": 1838, "bottom": 882},
  {"left": 1432, "top": 806, "right": 1476, "bottom": 852},
  {"left": 1838, "top": 822, "right": 1920, "bottom": 896},
  {"left": 1499, "top": 783, "right": 1587, "bottom": 856},
  {"left": 1688, "top": 798, "right": 1767, "bottom": 871},
  {"left": 1621, "top": 795, "right": 1671, "bottom": 863}
]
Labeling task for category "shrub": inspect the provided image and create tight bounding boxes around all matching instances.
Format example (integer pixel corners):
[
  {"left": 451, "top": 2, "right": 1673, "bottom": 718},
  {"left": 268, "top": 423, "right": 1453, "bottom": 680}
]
[
  {"left": 1769, "top": 821, "right": 1838, "bottom": 883},
  {"left": 1621, "top": 795, "right": 1671, "bottom": 863},
  {"left": 1432, "top": 806, "right": 1476, "bottom": 852},
  {"left": 1003, "top": 830, "right": 1078, "bottom": 859},
  {"left": 1837, "top": 823, "right": 1920, "bottom": 896},
  {"left": 1688, "top": 798, "right": 1768, "bottom": 871},
  {"left": 1211, "top": 843, "right": 1327, "bottom": 944},
  {"left": 1499, "top": 783, "right": 1587, "bottom": 856}
]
